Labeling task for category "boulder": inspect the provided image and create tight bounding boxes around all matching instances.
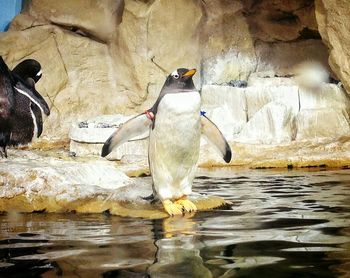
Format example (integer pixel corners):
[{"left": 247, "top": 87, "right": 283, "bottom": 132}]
[
  {"left": 69, "top": 115, "right": 148, "bottom": 159},
  {"left": 237, "top": 102, "right": 296, "bottom": 144},
  {"left": 245, "top": 85, "right": 299, "bottom": 120},
  {"left": 299, "top": 84, "right": 350, "bottom": 113},
  {"left": 296, "top": 108, "right": 350, "bottom": 140},
  {"left": 201, "top": 85, "right": 247, "bottom": 138}
]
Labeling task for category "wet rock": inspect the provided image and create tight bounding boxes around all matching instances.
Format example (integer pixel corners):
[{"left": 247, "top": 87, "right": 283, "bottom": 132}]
[{"left": 0, "top": 150, "right": 225, "bottom": 218}]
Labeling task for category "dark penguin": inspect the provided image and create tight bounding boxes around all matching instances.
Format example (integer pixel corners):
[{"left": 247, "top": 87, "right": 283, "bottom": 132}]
[
  {"left": 0, "top": 57, "right": 15, "bottom": 157},
  {"left": 0, "top": 56, "right": 50, "bottom": 157},
  {"left": 101, "top": 68, "right": 232, "bottom": 216},
  {"left": 10, "top": 59, "right": 44, "bottom": 145}
]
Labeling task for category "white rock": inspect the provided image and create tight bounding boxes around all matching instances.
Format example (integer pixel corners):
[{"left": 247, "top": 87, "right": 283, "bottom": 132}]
[
  {"left": 70, "top": 139, "right": 148, "bottom": 160},
  {"left": 299, "top": 84, "right": 350, "bottom": 113},
  {"left": 0, "top": 152, "right": 132, "bottom": 201},
  {"left": 69, "top": 114, "right": 149, "bottom": 159},
  {"left": 70, "top": 114, "right": 132, "bottom": 143},
  {"left": 248, "top": 75, "right": 297, "bottom": 87},
  {"left": 201, "top": 85, "right": 247, "bottom": 138},
  {"left": 237, "top": 102, "right": 296, "bottom": 144},
  {"left": 245, "top": 85, "right": 299, "bottom": 120},
  {"left": 202, "top": 49, "right": 257, "bottom": 84},
  {"left": 296, "top": 108, "right": 350, "bottom": 140}
]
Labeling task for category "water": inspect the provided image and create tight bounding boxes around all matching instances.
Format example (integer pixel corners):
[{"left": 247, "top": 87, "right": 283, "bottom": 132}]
[{"left": 1, "top": 168, "right": 350, "bottom": 277}]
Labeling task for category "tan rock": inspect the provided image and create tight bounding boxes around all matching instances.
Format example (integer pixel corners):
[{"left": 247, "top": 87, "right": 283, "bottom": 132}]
[
  {"left": 255, "top": 40, "right": 329, "bottom": 75},
  {"left": 242, "top": 0, "right": 317, "bottom": 42},
  {"left": 315, "top": 0, "right": 350, "bottom": 92},
  {"left": 22, "top": 0, "right": 123, "bottom": 42},
  {"left": 111, "top": 0, "right": 202, "bottom": 112},
  {"left": 201, "top": 0, "right": 257, "bottom": 83}
]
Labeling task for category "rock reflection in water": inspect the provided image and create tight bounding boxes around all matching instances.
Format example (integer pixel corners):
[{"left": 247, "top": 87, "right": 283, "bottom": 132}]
[{"left": 0, "top": 169, "right": 350, "bottom": 277}]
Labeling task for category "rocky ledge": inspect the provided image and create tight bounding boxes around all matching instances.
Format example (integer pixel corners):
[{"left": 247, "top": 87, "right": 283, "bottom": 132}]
[{"left": 0, "top": 150, "right": 225, "bottom": 218}]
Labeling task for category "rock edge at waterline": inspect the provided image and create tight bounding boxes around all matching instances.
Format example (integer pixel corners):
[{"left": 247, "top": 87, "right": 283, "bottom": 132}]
[{"left": 0, "top": 150, "right": 226, "bottom": 219}]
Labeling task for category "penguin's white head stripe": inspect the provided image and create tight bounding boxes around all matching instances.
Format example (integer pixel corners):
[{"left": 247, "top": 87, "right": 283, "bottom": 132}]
[
  {"left": 36, "top": 69, "right": 42, "bottom": 77},
  {"left": 171, "top": 70, "right": 179, "bottom": 79},
  {"left": 14, "top": 86, "right": 44, "bottom": 114}
]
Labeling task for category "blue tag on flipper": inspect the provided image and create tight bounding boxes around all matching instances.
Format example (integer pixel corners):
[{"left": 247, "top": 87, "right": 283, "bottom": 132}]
[{"left": 200, "top": 110, "right": 206, "bottom": 117}]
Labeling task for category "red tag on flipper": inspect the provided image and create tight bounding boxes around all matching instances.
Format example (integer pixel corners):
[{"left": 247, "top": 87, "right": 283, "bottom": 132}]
[{"left": 145, "top": 111, "right": 155, "bottom": 121}]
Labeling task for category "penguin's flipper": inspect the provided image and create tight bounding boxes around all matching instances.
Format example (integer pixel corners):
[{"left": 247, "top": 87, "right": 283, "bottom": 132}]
[
  {"left": 101, "top": 113, "right": 153, "bottom": 157},
  {"left": 201, "top": 115, "right": 232, "bottom": 163},
  {"left": 13, "top": 81, "right": 50, "bottom": 116}
]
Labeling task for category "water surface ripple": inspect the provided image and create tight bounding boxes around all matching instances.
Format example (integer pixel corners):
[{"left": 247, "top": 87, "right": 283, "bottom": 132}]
[{"left": 1, "top": 169, "right": 350, "bottom": 277}]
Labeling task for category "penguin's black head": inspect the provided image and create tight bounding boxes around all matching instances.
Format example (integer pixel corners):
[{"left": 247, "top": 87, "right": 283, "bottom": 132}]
[
  {"left": 165, "top": 68, "right": 196, "bottom": 90},
  {"left": 12, "top": 59, "right": 42, "bottom": 83}
]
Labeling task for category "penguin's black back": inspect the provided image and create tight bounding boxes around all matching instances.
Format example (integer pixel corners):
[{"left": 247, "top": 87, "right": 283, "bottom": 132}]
[
  {"left": 0, "top": 57, "right": 15, "bottom": 156},
  {"left": 10, "top": 59, "right": 44, "bottom": 146},
  {"left": 9, "top": 92, "right": 43, "bottom": 146}
]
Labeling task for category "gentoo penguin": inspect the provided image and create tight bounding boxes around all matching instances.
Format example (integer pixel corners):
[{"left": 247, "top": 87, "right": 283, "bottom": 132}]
[
  {"left": 101, "top": 68, "right": 231, "bottom": 216},
  {"left": 10, "top": 59, "right": 44, "bottom": 146},
  {"left": 0, "top": 56, "right": 50, "bottom": 157}
]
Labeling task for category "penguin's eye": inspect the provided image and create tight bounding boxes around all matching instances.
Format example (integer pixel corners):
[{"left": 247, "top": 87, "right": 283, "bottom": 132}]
[{"left": 173, "top": 74, "right": 179, "bottom": 79}]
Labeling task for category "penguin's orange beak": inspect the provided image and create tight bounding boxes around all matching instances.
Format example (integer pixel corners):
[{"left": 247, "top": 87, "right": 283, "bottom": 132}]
[{"left": 183, "top": 69, "right": 196, "bottom": 77}]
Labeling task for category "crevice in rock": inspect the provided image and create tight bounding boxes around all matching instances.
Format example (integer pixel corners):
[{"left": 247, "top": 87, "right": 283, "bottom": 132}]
[
  {"left": 298, "top": 27, "right": 322, "bottom": 40},
  {"left": 269, "top": 11, "right": 299, "bottom": 25},
  {"left": 50, "top": 22, "right": 107, "bottom": 45}
]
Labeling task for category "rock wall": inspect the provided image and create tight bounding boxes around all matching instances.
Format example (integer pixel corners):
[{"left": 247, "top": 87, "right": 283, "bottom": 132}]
[
  {"left": 0, "top": 0, "right": 348, "bottom": 152},
  {"left": 315, "top": 0, "right": 350, "bottom": 92}
]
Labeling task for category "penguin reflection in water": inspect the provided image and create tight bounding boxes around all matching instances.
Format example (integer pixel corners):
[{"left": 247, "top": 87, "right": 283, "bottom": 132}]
[
  {"left": 102, "top": 68, "right": 231, "bottom": 216},
  {"left": 0, "top": 57, "right": 50, "bottom": 157}
]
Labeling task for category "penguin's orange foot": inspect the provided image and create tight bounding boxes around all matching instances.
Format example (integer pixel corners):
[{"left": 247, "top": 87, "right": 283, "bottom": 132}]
[
  {"left": 175, "top": 196, "right": 197, "bottom": 213},
  {"left": 162, "top": 200, "right": 183, "bottom": 216}
]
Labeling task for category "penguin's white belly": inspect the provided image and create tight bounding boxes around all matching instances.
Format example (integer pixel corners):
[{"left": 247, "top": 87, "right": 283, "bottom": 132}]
[{"left": 149, "top": 91, "right": 201, "bottom": 200}]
